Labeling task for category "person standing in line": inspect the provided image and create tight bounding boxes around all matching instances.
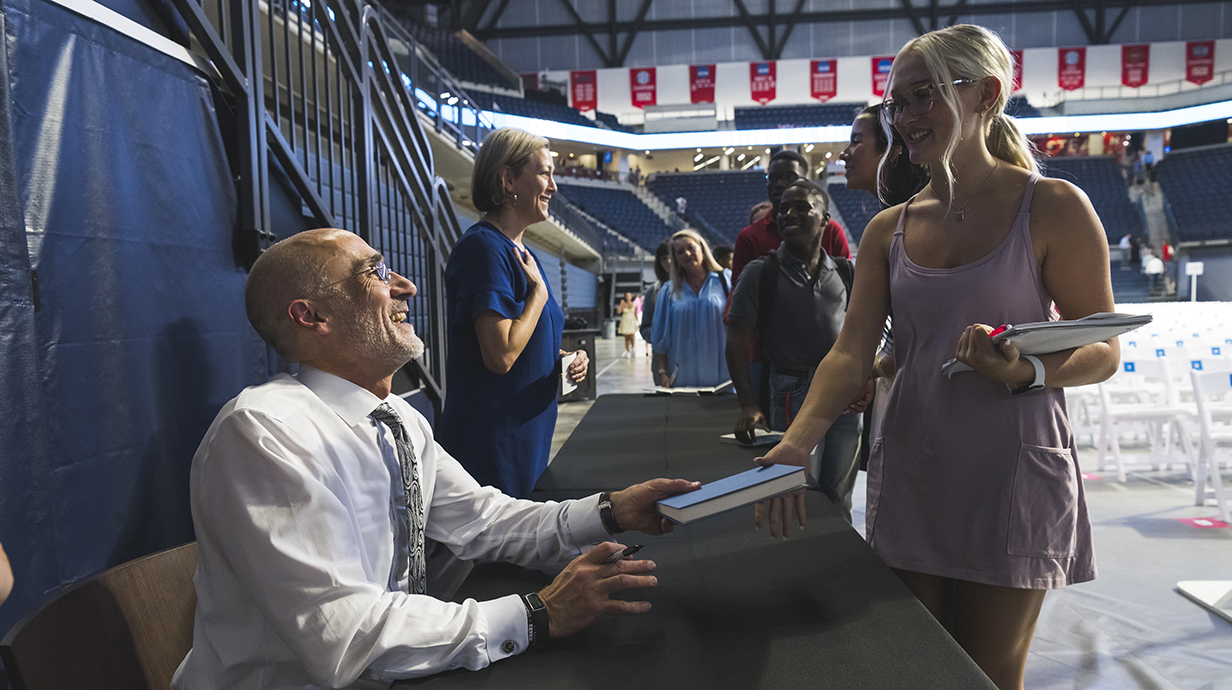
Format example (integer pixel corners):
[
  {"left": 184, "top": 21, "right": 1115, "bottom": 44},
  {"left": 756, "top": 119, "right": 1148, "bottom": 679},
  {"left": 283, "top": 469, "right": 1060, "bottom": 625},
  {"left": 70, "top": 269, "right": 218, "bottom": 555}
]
[
  {"left": 838, "top": 102, "right": 930, "bottom": 468},
  {"left": 616, "top": 292, "right": 639, "bottom": 357},
  {"left": 640, "top": 240, "right": 672, "bottom": 358},
  {"left": 652, "top": 229, "right": 730, "bottom": 388},
  {"left": 728, "top": 150, "right": 850, "bottom": 409},
  {"left": 713, "top": 245, "right": 734, "bottom": 271},
  {"left": 438, "top": 128, "right": 589, "bottom": 499},
  {"left": 726, "top": 180, "right": 869, "bottom": 522},
  {"left": 754, "top": 25, "right": 1119, "bottom": 690}
]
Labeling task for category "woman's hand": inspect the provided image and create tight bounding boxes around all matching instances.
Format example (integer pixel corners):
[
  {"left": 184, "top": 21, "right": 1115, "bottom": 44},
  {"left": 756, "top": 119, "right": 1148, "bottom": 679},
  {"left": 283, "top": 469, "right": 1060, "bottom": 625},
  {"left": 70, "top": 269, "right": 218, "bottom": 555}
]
[
  {"left": 658, "top": 371, "right": 673, "bottom": 388},
  {"left": 563, "top": 349, "right": 589, "bottom": 383},
  {"left": 843, "top": 377, "right": 875, "bottom": 415},
  {"left": 515, "top": 247, "right": 545, "bottom": 293},
  {"left": 954, "top": 323, "right": 1034, "bottom": 386},
  {"left": 752, "top": 440, "right": 812, "bottom": 538}
]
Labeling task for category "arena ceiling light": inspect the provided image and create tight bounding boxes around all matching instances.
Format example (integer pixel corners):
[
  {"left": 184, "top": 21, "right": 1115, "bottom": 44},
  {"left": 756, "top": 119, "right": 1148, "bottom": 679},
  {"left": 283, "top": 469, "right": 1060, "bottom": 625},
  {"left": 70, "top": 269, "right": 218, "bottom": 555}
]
[{"left": 484, "top": 99, "right": 1232, "bottom": 151}]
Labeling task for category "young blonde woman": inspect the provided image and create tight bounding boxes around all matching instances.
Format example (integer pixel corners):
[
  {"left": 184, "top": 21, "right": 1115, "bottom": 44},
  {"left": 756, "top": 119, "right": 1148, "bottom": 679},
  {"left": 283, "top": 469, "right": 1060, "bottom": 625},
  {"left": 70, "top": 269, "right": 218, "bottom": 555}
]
[
  {"left": 651, "top": 229, "right": 730, "bottom": 388},
  {"left": 756, "top": 25, "right": 1119, "bottom": 690}
]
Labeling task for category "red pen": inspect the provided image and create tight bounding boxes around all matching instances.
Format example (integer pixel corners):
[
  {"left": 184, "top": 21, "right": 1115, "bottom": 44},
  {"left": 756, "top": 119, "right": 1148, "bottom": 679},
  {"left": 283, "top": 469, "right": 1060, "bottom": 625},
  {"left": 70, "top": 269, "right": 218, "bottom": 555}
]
[{"left": 989, "top": 324, "right": 1011, "bottom": 338}]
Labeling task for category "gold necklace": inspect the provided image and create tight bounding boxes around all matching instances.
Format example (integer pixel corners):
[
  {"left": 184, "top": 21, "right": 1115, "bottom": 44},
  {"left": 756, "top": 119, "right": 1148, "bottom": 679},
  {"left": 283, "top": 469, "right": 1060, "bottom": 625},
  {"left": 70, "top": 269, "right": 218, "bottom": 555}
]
[{"left": 953, "top": 160, "right": 998, "bottom": 222}]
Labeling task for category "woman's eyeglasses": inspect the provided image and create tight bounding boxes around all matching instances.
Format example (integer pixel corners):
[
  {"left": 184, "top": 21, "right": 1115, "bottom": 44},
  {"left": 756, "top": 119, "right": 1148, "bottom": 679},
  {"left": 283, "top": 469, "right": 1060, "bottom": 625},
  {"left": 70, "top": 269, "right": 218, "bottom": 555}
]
[{"left": 881, "top": 79, "right": 977, "bottom": 125}]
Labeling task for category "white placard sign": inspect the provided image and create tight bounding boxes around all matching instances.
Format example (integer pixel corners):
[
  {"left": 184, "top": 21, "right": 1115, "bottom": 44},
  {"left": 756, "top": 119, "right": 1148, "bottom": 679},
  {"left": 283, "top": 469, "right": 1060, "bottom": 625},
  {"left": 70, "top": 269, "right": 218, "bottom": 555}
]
[{"left": 1186, "top": 261, "right": 1205, "bottom": 276}]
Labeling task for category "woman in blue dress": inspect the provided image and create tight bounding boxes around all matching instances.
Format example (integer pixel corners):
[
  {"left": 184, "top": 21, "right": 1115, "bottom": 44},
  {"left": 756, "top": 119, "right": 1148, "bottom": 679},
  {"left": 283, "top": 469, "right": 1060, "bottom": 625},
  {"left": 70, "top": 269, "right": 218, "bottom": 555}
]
[
  {"left": 652, "top": 229, "right": 731, "bottom": 388},
  {"left": 439, "top": 128, "right": 589, "bottom": 498}
]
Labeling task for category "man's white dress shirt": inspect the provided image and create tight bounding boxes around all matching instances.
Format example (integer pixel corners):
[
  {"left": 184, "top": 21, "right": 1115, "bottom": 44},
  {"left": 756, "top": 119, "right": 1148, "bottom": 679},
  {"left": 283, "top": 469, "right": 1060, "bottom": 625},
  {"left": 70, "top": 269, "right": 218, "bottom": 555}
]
[{"left": 171, "top": 366, "right": 608, "bottom": 689}]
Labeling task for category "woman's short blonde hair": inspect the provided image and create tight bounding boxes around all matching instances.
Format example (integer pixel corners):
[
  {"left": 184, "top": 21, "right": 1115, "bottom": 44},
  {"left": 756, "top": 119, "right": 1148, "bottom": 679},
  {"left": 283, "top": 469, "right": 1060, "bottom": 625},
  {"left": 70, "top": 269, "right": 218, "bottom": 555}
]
[
  {"left": 669, "top": 229, "right": 723, "bottom": 297},
  {"left": 472, "top": 127, "right": 550, "bottom": 212}
]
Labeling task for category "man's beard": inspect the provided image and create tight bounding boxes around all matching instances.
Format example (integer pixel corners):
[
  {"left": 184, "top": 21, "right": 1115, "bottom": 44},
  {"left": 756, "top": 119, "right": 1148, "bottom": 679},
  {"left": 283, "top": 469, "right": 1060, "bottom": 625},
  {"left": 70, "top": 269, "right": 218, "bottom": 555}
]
[{"left": 338, "top": 305, "right": 425, "bottom": 373}]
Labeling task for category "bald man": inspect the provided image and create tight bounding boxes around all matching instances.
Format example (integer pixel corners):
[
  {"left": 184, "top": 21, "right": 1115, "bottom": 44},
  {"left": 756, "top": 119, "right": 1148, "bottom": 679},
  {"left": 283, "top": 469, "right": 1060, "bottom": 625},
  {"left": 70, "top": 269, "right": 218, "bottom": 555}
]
[{"left": 172, "top": 229, "right": 698, "bottom": 689}]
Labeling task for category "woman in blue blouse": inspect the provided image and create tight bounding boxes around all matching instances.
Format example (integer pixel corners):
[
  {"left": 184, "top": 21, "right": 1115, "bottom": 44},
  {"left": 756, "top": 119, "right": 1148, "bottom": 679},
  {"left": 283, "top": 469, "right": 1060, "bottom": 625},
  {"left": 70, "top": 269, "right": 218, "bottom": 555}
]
[
  {"left": 439, "top": 128, "right": 588, "bottom": 498},
  {"left": 652, "top": 229, "right": 731, "bottom": 388}
]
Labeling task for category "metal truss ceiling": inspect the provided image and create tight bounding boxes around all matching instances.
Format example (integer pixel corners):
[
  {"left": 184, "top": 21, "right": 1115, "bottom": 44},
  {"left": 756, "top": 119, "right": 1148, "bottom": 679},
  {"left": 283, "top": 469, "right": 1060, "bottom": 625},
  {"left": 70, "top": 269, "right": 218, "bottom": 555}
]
[{"left": 442, "top": 0, "right": 1229, "bottom": 66}]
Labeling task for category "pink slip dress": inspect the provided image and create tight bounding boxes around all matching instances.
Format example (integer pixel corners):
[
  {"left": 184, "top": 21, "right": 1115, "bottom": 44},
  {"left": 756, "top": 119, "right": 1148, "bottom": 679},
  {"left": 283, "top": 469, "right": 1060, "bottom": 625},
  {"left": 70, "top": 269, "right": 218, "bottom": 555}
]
[{"left": 867, "top": 172, "right": 1096, "bottom": 589}]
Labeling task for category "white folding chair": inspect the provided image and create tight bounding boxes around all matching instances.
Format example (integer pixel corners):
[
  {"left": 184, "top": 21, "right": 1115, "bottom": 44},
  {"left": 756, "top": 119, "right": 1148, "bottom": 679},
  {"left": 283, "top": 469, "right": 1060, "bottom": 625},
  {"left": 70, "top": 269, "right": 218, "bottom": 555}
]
[
  {"left": 1097, "top": 358, "right": 1196, "bottom": 482},
  {"left": 1189, "top": 369, "right": 1232, "bottom": 522}
]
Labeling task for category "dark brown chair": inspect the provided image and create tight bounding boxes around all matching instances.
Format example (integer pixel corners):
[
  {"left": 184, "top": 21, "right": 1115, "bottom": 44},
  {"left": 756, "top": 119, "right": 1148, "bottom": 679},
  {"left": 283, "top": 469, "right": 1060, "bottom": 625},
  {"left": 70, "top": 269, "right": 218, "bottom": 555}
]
[{"left": 1, "top": 542, "right": 198, "bottom": 690}]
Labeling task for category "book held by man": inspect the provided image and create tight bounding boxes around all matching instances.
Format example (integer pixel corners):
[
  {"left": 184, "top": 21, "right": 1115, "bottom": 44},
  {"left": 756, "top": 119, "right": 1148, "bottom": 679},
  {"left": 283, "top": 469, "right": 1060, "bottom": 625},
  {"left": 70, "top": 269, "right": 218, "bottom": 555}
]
[{"left": 655, "top": 464, "right": 807, "bottom": 524}]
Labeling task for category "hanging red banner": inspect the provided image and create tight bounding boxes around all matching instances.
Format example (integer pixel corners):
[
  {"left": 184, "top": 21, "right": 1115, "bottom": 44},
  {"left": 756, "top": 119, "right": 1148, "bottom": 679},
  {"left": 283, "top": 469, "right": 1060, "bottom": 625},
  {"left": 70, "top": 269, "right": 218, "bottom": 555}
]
[
  {"left": 1187, "top": 41, "right": 1215, "bottom": 85},
  {"left": 1011, "top": 50, "right": 1023, "bottom": 92},
  {"left": 871, "top": 56, "right": 894, "bottom": 97},
  {"left": 630, "top": 67, "right": 657, "bottom": 108},
  {"left": 1058, "top": 47, "right": 1086, "bottom": 91},
  {"left": 1122, "top": 44, "right": 1150, "bottom": 88},
  {"left": 690, "top": 64, "right": 716, "bottom": 104},
  {"left": 750, "top": 61, "right": 776, "bottom": 104},
  {"left": 570, "top": 70, "right": 597, "bottom": 111},
  {"left": 810, "top": 60, "right": 838, "bottom": 102}
]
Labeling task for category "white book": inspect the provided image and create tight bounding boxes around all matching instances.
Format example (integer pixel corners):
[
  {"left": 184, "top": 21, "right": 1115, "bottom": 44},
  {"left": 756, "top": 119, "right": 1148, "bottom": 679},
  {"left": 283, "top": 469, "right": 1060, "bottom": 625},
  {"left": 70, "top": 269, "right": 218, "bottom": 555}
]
[
  {"left": 644, "top": 380, "right": 734, "bottom": 395},
  {"left": 719, "top": 431, "right": 784, "bottom": 447},
  {"left": 942, "top": 312, "right": 1152, "bottom": 378},
  {"left": 560, "top": 352, "right": 578, "bottom": 396},
  {"left": 655, "top": 464, "right": 807, "bottom": 524}
]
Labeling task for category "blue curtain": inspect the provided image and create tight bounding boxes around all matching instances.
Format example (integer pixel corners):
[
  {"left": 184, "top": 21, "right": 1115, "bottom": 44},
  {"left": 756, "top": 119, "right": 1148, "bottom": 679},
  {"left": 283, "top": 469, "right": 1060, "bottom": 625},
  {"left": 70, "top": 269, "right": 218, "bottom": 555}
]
[{"left": 0, "top": 0, "right": 270, "bottom": 675}]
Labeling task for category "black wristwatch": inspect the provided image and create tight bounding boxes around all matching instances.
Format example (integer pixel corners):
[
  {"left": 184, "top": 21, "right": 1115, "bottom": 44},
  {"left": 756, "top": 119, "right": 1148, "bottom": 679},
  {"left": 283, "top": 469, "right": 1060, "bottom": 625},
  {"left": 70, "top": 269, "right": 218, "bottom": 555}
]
[
  {"left": 522, "top": 592, "right": 550, "bottom": 647},
  {"left": 598, "top": 492, "right": 625, "bottom": 534}
]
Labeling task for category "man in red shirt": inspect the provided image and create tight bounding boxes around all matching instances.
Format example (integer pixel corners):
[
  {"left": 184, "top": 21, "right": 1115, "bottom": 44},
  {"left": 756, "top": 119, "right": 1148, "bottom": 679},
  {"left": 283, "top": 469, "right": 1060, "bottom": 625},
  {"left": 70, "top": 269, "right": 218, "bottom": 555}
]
[
  {"left": 728, "top": 150, "right": 850, "bottom": 408},
  {"left": 731, "top": 150, "right": 849, "bottom": 283}
]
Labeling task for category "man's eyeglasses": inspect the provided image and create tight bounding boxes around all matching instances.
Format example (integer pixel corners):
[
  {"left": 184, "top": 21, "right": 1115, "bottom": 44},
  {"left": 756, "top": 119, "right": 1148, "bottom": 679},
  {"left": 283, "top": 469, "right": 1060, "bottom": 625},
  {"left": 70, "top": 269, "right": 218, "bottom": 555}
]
[
  {"left": 881, "top": 78, "right": 978, "bottom": 125},
  {"left": 325, "top": 260, "right": 392, "bottom": 288}
]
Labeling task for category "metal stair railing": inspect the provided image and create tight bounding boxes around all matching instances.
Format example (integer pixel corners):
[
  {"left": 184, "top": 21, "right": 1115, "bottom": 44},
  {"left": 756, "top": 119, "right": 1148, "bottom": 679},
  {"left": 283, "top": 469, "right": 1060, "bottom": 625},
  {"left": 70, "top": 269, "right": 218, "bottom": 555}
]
[{"left": 169, "top": 0, "right": 488, "bottom": 407}]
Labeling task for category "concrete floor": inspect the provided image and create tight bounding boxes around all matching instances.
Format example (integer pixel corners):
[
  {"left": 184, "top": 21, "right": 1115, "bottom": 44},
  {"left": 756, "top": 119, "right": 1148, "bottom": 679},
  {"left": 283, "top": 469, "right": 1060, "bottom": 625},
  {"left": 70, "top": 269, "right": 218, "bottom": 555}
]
[{"left": 555, "top": 332, "right": 1232, "bottom": 690}]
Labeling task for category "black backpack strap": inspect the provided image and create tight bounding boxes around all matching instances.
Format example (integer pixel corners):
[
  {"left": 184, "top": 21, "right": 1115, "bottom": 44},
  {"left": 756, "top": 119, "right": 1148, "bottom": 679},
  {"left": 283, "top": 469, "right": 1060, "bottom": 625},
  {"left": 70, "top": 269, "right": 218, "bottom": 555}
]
[
  {"left": 834, "top": 257, "right": 855, "bottom": 309},
  {"left": 755, "top": 252, "right": 778, "bottom": 338},
  {"left": 719, "top": 269, "right": 730, "bottom": 297}
]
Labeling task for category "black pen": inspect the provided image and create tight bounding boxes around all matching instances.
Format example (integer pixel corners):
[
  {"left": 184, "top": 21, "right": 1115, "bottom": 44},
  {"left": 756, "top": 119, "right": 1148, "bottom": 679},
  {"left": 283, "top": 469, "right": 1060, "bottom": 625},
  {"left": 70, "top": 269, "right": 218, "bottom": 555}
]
[{"left": 602, "top": 544, "right": 644, "bottom": 564}]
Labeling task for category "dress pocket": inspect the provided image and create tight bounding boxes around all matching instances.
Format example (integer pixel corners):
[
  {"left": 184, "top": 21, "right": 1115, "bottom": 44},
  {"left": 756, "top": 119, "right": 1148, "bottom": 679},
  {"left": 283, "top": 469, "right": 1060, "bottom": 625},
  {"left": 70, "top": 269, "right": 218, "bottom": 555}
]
[{"left": 1007, "top": 443, "right": 1079, "bottom": 558}]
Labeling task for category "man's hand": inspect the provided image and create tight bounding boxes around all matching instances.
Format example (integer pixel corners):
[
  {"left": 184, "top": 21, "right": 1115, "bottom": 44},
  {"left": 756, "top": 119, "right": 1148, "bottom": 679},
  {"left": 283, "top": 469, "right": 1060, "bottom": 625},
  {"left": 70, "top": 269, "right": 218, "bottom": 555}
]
[
  {"left": 567, "top": 349, "right": 589, "bottom": 383},
  {"left": 843, "top": 377, "right": 875, "bottom": 415},
  {"left": 539, "top": 542, "right": 657, "bottom": 638},
  {"left": 752, "top": 441, "right": 811, "bottom": 538},
  {"left": 735, "top": 404, "right": 770, "bottom": 445},
  {"left": 610, "top": 478, "right": 701, "bottom": 535}
]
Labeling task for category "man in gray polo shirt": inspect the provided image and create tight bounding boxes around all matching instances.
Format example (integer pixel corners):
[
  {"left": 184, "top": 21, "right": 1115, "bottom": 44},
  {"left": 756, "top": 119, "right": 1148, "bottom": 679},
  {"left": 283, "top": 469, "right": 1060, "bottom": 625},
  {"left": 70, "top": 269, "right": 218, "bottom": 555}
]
[{"left": 725, "top": 180, "right": 869, "bottom": 523}]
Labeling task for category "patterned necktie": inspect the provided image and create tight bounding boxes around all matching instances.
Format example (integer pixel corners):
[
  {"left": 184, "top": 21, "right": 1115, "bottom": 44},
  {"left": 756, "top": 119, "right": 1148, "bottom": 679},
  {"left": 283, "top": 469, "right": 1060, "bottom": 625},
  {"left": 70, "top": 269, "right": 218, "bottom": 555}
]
[{"left": 371, "top": 403, "right": 426, "bottom": 595}]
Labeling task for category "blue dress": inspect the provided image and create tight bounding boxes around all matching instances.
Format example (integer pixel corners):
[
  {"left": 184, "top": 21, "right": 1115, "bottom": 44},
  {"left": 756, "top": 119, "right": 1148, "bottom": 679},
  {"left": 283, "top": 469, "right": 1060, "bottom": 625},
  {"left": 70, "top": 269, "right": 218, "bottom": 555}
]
[
  {"left": 650, "top": 271, "right": 730, "bottom": 388},
  {"left": 438, "top": 223, "right": 564, "bottom": 498}
]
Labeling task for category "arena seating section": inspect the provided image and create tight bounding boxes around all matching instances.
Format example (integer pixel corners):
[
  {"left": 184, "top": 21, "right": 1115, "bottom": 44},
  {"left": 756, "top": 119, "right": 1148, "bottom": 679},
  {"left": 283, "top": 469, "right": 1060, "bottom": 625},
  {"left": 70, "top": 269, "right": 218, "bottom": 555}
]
[
  {"left": 403, "top": 23, "right": 515, "bottom": 89},
  {"left": 1043, "top": 156, "right": 1143, "bottom": 242},
  {"left": 827, "top": 184, "right": 881, "bottom": 245},
  {"left": 1006, "top": 95, "right": 1042, "bottom": 119},
  {"left": 472, "top": 92, "right": 628, "bottom": 132},
  {"left": 1155, "top": 144, "right": 1232, "bottom": 243},
  {"left": 732, "top": 97, "right": 1041, "bottom": 131},
  {"left": 555, "top": 183, "right": 674, "bottom": 252},
  {"left": 647, "top": 171, "right": 767, "bottom": 245},
  {"left": 734, "top": 102, "right": 867, "bottom": 130}
]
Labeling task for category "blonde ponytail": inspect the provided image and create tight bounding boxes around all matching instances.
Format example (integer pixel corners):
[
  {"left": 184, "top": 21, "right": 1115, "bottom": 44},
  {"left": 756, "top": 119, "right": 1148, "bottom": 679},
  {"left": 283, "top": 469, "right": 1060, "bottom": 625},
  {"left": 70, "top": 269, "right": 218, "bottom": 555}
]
[{"left": 986, "top": 111, "right": 1039, "bottom": 173}]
